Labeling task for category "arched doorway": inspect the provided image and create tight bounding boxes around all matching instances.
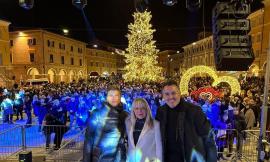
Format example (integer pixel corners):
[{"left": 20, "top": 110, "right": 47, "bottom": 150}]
[
  {"left": 69, "top": 70, "right": 76, "bottom": 82},
  {"left": 89, "top": 71, "right": 99, "bottom": 77},
  {"left": 78, "top": 70, "right": 84, "bottom": 80},
  {"left": 27, "top": 68, "right": 40, "bottom": 79},
  {"left": 48, "top": 68, "right": 56, "bottom": 83},
  {"left": 59, "top": 69, "right": 67, "bottom": 82}
]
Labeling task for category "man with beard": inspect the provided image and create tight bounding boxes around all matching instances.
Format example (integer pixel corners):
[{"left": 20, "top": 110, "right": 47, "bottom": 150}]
[
  {"left": 156, "top": 80, "right": 217, "bottom": 162},
  {"left": 83, "top": 85, "right": 128, "bottom": 162}
]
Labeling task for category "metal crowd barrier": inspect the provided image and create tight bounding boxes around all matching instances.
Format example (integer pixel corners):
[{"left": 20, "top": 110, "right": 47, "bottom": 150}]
[
  {"left": 47, "top": 129, "right": 85, "bottom": 162},
  {"left": 241, "top": 130, "right": 260, "bottom": 162},
  {"left": 215, "top": 129, "right": 242, "bottom": 161},
  {"left": 1, "top": 125, "right": 268, "bottom": 162},
  {"left": 0, "top": 125, "right": 23, "bottom": 160},
  {"left": 0, "top": 124, "right": 84, "bottom": 161}
]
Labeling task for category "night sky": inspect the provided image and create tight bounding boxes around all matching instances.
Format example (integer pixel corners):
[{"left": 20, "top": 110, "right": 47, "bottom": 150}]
[{"left": 0, "top": 0, "right": 264, "bottom": 51}]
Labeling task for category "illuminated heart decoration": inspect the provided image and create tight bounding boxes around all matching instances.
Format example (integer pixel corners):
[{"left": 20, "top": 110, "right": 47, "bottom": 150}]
[{"left": 180, "top": 66, "right": 241, "bottom": 95}]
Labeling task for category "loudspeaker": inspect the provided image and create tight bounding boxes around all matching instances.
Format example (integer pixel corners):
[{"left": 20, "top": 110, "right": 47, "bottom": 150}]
[
  {"left": 212, "top": 1, "right": 254, "bottom": 71},
  {"left": 19, "top": 151, "right": 32, "bottom": 162},
  {"left": 215, "top": 48, "right": 254, "bottom": 71}
]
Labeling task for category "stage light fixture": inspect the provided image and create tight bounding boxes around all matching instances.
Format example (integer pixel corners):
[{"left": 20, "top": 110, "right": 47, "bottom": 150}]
[
  {"left": 186, "top": 0, "right": 202, "bottom": 11},
  {"left": 134, "top": 0, "right": 149, "bottom": 12},
  {"left": 72, "top": 0, "right": 87, "bottom": 10},
  {"left": 19, "top": 0, "right": 34, "bottom": 10},
  {"left": 163, "top": 0, "right": 177, "bottom": 6}
]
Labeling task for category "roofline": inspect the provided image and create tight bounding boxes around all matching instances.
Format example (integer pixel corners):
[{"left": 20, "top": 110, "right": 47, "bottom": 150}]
[
  {"left": 0, "top": 19, "right": 11, "bottom": 26},
  {"left": 183, "top": 35, "right": 213, "bottom": 48},
  {"left": 10, "top": 29, "right": 87, "bottom": 45},
  {"left": 248, "top": 9, "right": 264, "bottom": 19}
]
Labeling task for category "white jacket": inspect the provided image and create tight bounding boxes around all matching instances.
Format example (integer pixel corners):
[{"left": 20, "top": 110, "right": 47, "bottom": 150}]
[{"left": 125, "top": 117, "right": 163, "bottom": 162}]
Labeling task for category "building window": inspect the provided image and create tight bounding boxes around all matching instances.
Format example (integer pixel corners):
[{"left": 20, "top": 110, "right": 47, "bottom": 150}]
[
  {"left": 71, "top": 46, "right": 73, "bottom": 52},
  {"left": 49, "top": 54, "right": 54, "bottom": 63},
  {"left": 52, "top": 41, "right": 55, "bottom": 47},
  {"left": 59, "top": 43, "right": 61, "bottom": 49},
  {"left": 90, "top": 62, "right": 93, "bottom": 66},
  {"left": 28, "top": 38, "right": 36, "bottom": 45},
  {"left": 96, "top": 62, "right": 98, "bottom": 67},
  {"left": 10, "top": 53, "right": 12, "bottom": 63},
  {"left": 0, "top": 53, "right": 2, "bottom": 65},
  {"left": 78, "top": 48, "right": 83, "bottom": 53},
  {"left": 10, "top": 40, "right": 13, "bottom": 47},
  {"left": 79, "top": 59, "right": 82, "bottom": 66},
  {"left": 259, "top": 17, "right": 263, "bottom": 25},
  {"left": 47, "top": 40, "right": 50, "bottom": 47},
  {"left": 63, "top": 44, "right": 65, "bottom": 50},
  {"left": 71, "top": 57, "right": 74, "bottom": 65},
  {"left": 257, "top": 33, "right": 262, "bottom": 42},
  {"left": 251, "top": 35, "right": 255, "bottom": 43},
  {"left": 255, "top": 50, "right": 260, "bottom": 57},
  {"left": 30, "top": 53, "right": 35, "bottom": 62},
  {"left": 61, "top": 56, "right": 65, "bottom": 64}
]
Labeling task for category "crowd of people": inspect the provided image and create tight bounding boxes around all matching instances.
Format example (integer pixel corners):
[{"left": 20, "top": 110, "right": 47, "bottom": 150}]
[{"left": 0, "top": 75, "right": 269, "bottom": 161}]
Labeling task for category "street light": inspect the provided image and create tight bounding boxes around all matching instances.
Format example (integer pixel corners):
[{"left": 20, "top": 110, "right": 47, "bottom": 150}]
[
  {"left": 134, "top": 0, "right": 149, "bottom": 12},
  {"left": 72, "top": 0, "right": 87, "bottom": 10},
  {"left": 63, "top": 29, "right": 69, "bottom": 35},
  {"left": 186, "top": 0, "right": 202, "bottom": 11},
  {"left": 163, "top": 0, "right": 178, "bottom": 6},
  {"left": 19, "top": 0, "right": 34, "bottom": 10}
]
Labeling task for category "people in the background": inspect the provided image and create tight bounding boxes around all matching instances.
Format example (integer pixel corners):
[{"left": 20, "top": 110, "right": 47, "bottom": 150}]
[
  {"left": 0, "top": 95, "right": 14, "bottom": 124},
  {"left": 125, "top": 98, "right": 162, "bottom": 162},
  {"left": 227, "top": 105, "right": 246, "bottom": 159},
  {"left": 242, "top": 98, "right": 256, "bottom": 130},
  {"left": 43, "top": 99, "right": 68, "bottom": 150},
  {"left": 24, "top": 95, "right": 32, "bottom": 125}
]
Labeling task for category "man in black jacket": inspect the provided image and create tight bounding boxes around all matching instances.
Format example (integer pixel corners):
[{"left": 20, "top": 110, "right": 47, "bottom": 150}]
[
  {"left": 156, "top": 80, "right": 217, "bottom": 162},
  {"left": 83, "top": 85, "right": 128, "bottom": 162}
]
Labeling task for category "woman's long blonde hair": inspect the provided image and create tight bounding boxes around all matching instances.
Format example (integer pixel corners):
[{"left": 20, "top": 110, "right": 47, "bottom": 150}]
[{"left": 130, "top": 98, "right": 154, "bottom": 129}]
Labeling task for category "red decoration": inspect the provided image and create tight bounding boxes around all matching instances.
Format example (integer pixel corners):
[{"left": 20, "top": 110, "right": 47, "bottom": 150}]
[{"left": 191, "top": 87, "right": 222, "bottom": 103}]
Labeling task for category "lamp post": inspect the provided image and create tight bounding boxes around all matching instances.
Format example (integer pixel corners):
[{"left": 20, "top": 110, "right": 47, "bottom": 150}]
[{"left": 257, "top": 34, "right": 270, "bottom": 162}]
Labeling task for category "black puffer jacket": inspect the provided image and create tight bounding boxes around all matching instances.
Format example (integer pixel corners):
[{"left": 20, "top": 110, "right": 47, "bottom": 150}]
[{"left": 83, "top": 102, "right": 128, "bottom": 162}]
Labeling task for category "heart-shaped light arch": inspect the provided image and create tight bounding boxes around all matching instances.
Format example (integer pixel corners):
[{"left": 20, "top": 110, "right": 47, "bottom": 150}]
[
  {"left": 212, "top": 76, "right": 241, "bottom": 95},
  {"left": 180, "top": 65, "right": 241, "bottom": 95}
]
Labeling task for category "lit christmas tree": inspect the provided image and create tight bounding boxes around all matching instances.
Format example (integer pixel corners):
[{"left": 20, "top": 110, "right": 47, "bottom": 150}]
[{"left": 123, "top": 11, "right": 163, "bottom": 82}]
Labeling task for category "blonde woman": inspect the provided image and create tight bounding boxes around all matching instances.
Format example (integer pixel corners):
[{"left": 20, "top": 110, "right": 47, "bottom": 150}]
[{"left": 125, "top": 98, "right": 163, "bottom": 162}]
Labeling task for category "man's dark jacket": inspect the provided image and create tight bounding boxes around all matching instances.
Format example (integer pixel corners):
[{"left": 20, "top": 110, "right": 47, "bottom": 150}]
[
  {"left": 83, "top": 102, "right": 128, "bottom": 162},
  {"left": 156, "top": 99, "right": 217, "bottom": 162}
]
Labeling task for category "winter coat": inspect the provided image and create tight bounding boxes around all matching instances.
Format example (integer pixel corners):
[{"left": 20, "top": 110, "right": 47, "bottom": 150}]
[
  {"left": 156, "top": 99, "right": 217, "bottom": 162},
  {"left": 125, "top": 117, "right": 163, "bottom": 162},
  {"left": 1, "top": 98, "right": 14, "bottom": 115},
  {"left": 83, "top": 102, "right": 129, "bottom": 162},
  {"left": 244, "top": 108, "right": 255, "bottom": 129}
]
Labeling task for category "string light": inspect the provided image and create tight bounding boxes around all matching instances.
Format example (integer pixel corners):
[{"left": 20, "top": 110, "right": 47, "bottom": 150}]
[
  {"left": 180, "top": 65, "right": 241, "bottom": 95},
  {"left": 180, "top": 66, "right": 218, "bottom": 95},
  {"left": 123, "top": 11, "right": 163, "bottom": 82},
  {"left": 212, "top": 76, "right": 241, "bottom": 95}
]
